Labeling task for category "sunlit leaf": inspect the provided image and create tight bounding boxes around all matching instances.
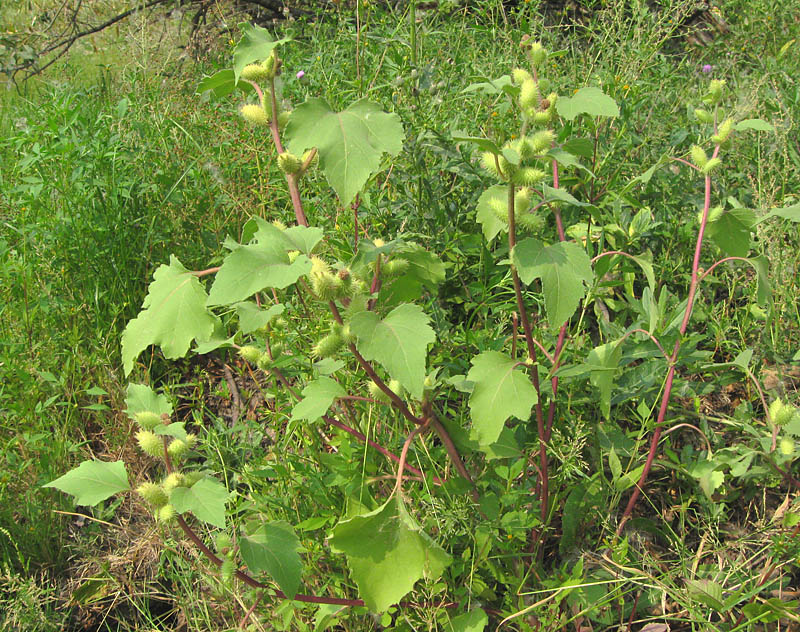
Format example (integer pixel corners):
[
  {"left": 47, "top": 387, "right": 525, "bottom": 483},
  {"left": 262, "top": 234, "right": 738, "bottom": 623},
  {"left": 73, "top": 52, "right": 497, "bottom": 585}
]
[{"left": 44, "top": 461, "right": 129, "bottom": 507}]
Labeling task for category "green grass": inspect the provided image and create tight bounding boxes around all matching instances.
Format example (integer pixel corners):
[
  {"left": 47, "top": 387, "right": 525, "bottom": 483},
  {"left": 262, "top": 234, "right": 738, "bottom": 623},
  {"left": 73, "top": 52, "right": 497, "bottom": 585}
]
[{"left": 1, "top": 0, "right": 799, "bottom": 628}]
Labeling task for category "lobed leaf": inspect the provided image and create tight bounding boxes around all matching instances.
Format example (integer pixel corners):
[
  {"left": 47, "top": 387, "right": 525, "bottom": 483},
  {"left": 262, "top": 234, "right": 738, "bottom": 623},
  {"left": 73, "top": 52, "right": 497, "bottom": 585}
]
[
  {"left": 330, "top": 496, "right": 451, "bottom": 612},
  {"left": 170, "top": 478, "right": 229, "bottom": 528},
  {"left": 350, "top": 304, "right": 435, "bottom": 400},
  {"left": 290, "top": 377, "right": 346, "bottom": 422},
  {"left": 121, "top": 256, "right": 220, "bottom": 375},
  {"left": 240, "top": 520, "right": 302, "bottom": 599},
  {"left": 286, "top": 98, "right": 404, "bottom": 205},
  {"left": 44, "top": 460, "right": 130, "bottom": 507},
  {"left": 467, "top": 351, "right": 538, "bottom": 446},
  {"left": 556, "top": 87, "right": 619, "bottom": 120},
  {"left": 512, "top": 238, "right": 593, "bottom": 327}
]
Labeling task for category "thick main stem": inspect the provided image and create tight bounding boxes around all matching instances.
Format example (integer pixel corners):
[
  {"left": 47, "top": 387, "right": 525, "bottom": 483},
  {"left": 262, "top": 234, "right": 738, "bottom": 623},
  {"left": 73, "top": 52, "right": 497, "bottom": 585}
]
[
  {"left": 618, "top": 162, "right": 717, "bottom": 533},
  {"left": 507, "top": 183, "right": 548, "bottom": 523}
]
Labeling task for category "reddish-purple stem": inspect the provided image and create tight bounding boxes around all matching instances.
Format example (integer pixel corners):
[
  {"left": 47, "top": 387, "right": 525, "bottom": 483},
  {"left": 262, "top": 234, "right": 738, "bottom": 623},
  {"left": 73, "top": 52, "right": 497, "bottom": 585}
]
[{"left": 618, "top": 149, "right": 719, "bottom": 533}]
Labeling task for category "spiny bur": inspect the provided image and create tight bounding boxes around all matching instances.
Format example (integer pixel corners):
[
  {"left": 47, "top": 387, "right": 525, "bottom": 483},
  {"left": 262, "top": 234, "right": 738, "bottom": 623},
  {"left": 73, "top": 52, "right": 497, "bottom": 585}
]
[
  {"left": 711, "top": 118, "right": 734, "bottom": 145},
  {"left": 701, "top": 157, "right": 722, "bottom": 175},
  {"left": 157, "top": 504, "right": 176, "bottom": 524},
  {"left": 162, "top": 472, "right": 185, "bottom": 493},
  {"left": 137, "top": 482, "right": 168, "bottom": 507},
  {"left": 240, "top": 104, "right": 270, "bottom": 126},
  {"left": 278, "top": 152, "right": 302, "bottom": 175},
  {"left": 135, "top": 411, "right": 162, "bottom": 430},
  {"left": 167, "top": 439, "right": 189, "bottom": 461},
  {"left": 314, "top": 332, "right": 345, "bottom": 358},
  {"left": 136, "top": 430, "right": 164, "bottom": 459},
  {"left": 241, "top": 63, "right": 270, "bottom": 82},
  {"left": 690, "top": 145, "right": 709, "bottom": 170},
  {"left": 239, "top": 346, "right": 263, "bottom": 364}
]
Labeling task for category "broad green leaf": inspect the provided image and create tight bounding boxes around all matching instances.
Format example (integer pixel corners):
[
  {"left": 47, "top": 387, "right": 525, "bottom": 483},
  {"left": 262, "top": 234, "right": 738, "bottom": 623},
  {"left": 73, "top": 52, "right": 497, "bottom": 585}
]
[
  {"left": 286, "top": 98, "right": 404, "bottom": 205},
  {"left": 467, "top": 351, "right": 538, "bottom": 446},
  {"left": 282, "top": 225, "right": 325, "bottom": 255},
  {"left": 451, "top": 133, "right": 501, "bottom": 155},
  {"left": 233, "top": 23, "right": 289, "bottom": 83},
  {"left": 170, "top": 478, "right": 229, "bottom": 528},
  {"left": 461, "top": 74, "right": 514, "bottom": 95},
  {"left": 240, "top": 520, "right": 302, "bottom": 599},
  {"left": 556, "top": 87, "right": 619, "bottom": 120},
  {"left": 475, "top": 184, "right": 508, "bottom": 242},
  {"left": 154, "top": 422, "right": 188, "bottom": 441},
  {"left": 757, "top": 202, "right": 800, "bottom": 224},
  {"left": 207, "top": 239, "right": 311, "bottom": 306},
  {"left": 194, "top": 334, "right": 236, "bottom": 353},
  {"left": 705, "top": 207, "right": 755, "bottom": 256},
  {"left": 448, "top": 608, "right": 488, "bottom": 632},
  {"left": 541, "top": 183, "right": 589, "bottom": 207},
  {"left": 350, "top": 304, "right": 435, "bottom": 399},
  {"left": 735, "top": 118, "right": 774, "bottom": 132},
  {"left": 512, "top": 239, "right": 593, "bottom": 327},
  {"left": 608, "top": 447, "right": 622, "bottom": 482},
  {"left": 587, "top": 341, "right": 623, "bottom": 420},
  {"left": 44, "top": 461, "right": 130, "bottom": 507},
  {"left": 314, "top": 358, "right": 345, "bottom": 375},
  {"left": 235, "top": 302, "right": 285, "bottom": 334},
  {"left": 121, "top": 256, "right": 220, "bottom": 375},
  {"left": 124, "top": 383, "right": 172, "bottom": 420},
  {"left": 561, "top": 137, "right": 594, "bottom": 158},
  {"left": 330, "top": 496, "right": 451, "bottom": 612},
  {"left": 291, "top": 377, "right": 346, "bottom": 422},
  {"left": 197, "top": 69, "right": 254, "bottom": 98}
]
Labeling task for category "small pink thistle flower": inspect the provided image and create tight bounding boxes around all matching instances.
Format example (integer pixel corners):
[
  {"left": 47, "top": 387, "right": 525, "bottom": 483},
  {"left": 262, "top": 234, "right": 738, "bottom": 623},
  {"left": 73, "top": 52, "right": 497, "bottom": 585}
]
[
  {"left": 296, "top": 70, "right": 305, "bottom": 80},
  {"left": 702, "top": 64, "right": 712, "bottom": 74}
]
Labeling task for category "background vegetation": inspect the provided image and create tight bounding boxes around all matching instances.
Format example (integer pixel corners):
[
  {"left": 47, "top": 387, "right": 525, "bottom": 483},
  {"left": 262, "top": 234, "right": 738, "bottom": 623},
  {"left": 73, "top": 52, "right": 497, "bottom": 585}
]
[{"left": 1, "top": 0, "right": 798, "bottom": 629}]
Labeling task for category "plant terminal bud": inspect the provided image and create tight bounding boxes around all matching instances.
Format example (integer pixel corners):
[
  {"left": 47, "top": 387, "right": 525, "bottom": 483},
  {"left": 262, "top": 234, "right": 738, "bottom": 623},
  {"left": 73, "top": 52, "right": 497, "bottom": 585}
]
[
  {"left": 135, "top": 411, "right": 162, "bottom": 430},
  {"left": 690, "top": 145, "right": 709, "bottom": 169},
  {"left": 238, "top": 345, "right": 262, "bottom": 364},
  {"left": 278, "top": 152, "right": 302, "bottom": 175},
  {"left": 520, "top": 79, "right": 539, "bottom": 110},
  {"left": 261, "top": 52, "right": 277, "bottom": 79},
  {"left": 514, "top": 188, "right": 531, "bottom": 213},
  {"left": 529, "top": 42, "right": 547, "bottom": 67},
  {"left": 700, "top": 157, "right": 722, "bottom": 175},
  {"left": 241, "top": 63, "right": 270, "bottom": 82},
  {"left": 481, "top": 151, "right": 503, "bottom": 178},
  {"left": 511, "top": 68, "right": 532, "bottom": 85},
  {"left": 137, "top": 482, "right": 168, "bottom": 507},
  {"left": 779, "top": 437, "right": 795, "bottom": 456},
  {"left": 694, "top": 108, "right": 714, "bottom": 124},
  {"left": 703, "top": 79, "right": 726, "bottom": 105},
  {"left": 240, "top": 103, "right": 269, "bottom": 126},
  {"left": 136, "top": 430, "right": 164, "bottom": 459}
]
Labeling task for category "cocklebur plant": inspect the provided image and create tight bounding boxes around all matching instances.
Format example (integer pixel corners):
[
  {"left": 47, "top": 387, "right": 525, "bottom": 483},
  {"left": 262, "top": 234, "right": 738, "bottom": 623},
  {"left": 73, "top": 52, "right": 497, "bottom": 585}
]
[{"left": 44, "top": 23, "right": 800, "bottom": 629}]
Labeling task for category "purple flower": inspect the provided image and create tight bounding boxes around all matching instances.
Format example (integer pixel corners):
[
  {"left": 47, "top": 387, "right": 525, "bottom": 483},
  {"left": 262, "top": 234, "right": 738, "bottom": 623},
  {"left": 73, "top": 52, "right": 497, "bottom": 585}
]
[
  {"left": 296, "top": 70, "right": 305, "bottom": 80},
  {"left": 702, "top": 64, "right": 713, "bottom": 74}
]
